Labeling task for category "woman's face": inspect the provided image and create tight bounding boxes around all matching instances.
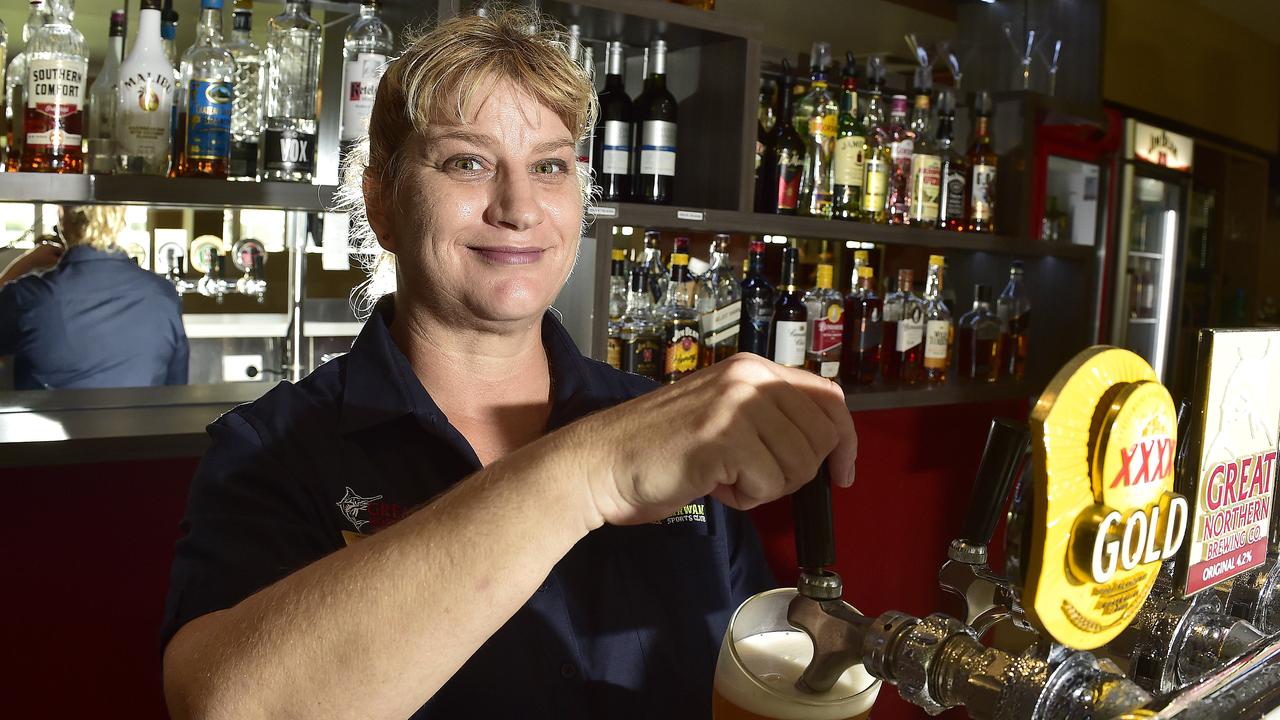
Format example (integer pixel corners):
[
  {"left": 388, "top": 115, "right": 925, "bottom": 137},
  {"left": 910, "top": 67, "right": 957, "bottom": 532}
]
[{"left": 379, "top": 80, "right": 583, "bottom": 328}]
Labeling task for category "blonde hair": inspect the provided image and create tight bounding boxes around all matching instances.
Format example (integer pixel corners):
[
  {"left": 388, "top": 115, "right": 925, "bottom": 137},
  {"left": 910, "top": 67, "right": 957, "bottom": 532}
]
[
  {"left": 59, "top": 205, "right": 127, "bottom": 251},
  {"left": 335, "top": 6, "right": 599, "bottom": 318}
]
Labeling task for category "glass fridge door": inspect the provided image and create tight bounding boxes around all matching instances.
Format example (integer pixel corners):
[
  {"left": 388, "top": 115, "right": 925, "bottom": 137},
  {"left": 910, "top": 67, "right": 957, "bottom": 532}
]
[{"left": 1116, "top": 167, "right": 1185, "bottom": 379}]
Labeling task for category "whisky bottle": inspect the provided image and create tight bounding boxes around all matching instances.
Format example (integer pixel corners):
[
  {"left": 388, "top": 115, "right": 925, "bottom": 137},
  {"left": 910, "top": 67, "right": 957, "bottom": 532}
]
[
  {"left": 967, "top": 90, "right": 998, "bottom": 233},
  {"left": 594, "top": 41, "right": 632, "bottom": 202},
  {"left": 770, "top": 246, "right": 807, "bottom": 368},
  {"left": 996, "top": 260, "right": 1030, "bottom": 379},
  {"left": 696, "top": 234, "right": 742, "bottom": 367},
  {"left": 882, "top": 268, "right": 925, "bottom": 384},
  {"left": 935, "top": 90, "right": 967, "bottom": 231},
  {"left": 621, "top": 268, "right": 663, "bottom": 382},
  {"left": 175, "top": 0, "right": 234, "bottom": 179},
  {"left": 86, "top": 10, "right": 124, "bottom": 174},
  {"left": 117, "top": 0, "right": 173, "bottom": 175},
  {"left": 830, "top": 53, "right": 865, "bottom": 221},
  {"left": 737, "top": 238, "right": 775, "bottom": 356},
  {"left": 20, "top": 0, "right": 88, "bottom": 173},
  {"left": 840, "top": 266, "right": 881, "bottom": 385},
  {"left": 634, "top": 39, "right": 677, "bottom": 204},
  {"left": 921, "top": 255, "right": 953, "bottom": 383},
  {"left": 6, "top": 1, "right": 48, "bottom": 172},
  {"left": 226, "top": 0, "right": 263, "bottom": 180},
  {"left": 264, "top": 0, "right": 322, "bottom": 182},
  {"left": 796, "top": 41, "right": 837, "bottom": 219},
  {"left": 803, "top": 263, "right": 843, "bottom": 378},
  {"left": 639, "top": 229, "right": 667, "bottom": 303},
  {"left": 884, "top": 95, "right": 914, "bottom": 225},
  {"left": 907, "top": 91, "right": 941, "bottom": 227},
  {"left": 660, "top": 253, "right": 700, "bottom": 383},
  {"left": 957, "top": 284, "right": 1002, "bottom": 381},
  {"left": 608, "top": 248, "right": 628, "bottom": 321},
  {"left": 339, "top": 0, "right": 393, "bottom": 167}
]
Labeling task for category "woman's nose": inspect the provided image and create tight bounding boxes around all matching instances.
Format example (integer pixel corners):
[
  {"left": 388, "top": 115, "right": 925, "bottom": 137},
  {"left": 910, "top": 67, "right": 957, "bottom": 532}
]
[{"left": 485, "top": 168, "right": 545, "bottom": 232}]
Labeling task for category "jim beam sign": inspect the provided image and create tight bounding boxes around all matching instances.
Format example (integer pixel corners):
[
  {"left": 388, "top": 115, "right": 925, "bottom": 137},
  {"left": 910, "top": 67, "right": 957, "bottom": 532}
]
[
  {"left": 1025, "top": 346, "right": 1188, "bottom": 649},
  {"left": 1175, "top": 329, "right": 1280, "bottom": 596},
  {"left": 1129, "top": 120, "right": 1193, "bottom": 172}
]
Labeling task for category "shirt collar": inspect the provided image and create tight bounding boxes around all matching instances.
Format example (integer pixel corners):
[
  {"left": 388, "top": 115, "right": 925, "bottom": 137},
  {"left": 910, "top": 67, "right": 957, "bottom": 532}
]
[
  {"left": 59, "top": 246, "right": 130, "bottom": 264},
  {"left": 338, "top": 295, "right": 593, "bottom": 436}
]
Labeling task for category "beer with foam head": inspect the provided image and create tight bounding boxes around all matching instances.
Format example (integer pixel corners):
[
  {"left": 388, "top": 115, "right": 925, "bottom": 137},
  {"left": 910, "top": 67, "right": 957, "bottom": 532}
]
[{"left": 713, "top": 589, "right": 880, "bottom": 720}]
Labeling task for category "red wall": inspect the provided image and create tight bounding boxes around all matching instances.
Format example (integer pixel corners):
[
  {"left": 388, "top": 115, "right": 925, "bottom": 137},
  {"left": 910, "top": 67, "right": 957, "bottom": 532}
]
[{"left": 3, "top": 400, "right": 1025, "bottom": 719}]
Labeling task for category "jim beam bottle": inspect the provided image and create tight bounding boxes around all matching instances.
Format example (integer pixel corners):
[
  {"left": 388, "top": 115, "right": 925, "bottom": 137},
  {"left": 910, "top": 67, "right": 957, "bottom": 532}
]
[
  {"left": 882, "top": 268, "right": 925, "bottom": 384},
  {"left": 967, "top": 90, "right": 997, "bottom": 233},
  {"left": 696, "top": 234, "right": 742, "bottom": 367},
  {"left": 921, "top": 255, "right": 953, "bottom": 383},
  {"left": 175, "top": 0, "right": 234, "bottom": 178},
  {"left": 660, "top": 252, "right": 700, "bottom": 383},
  {"left": 20, "top": 0, "right": 88, "bottom": 174},
  {"left": 840, "top": 265, "right": 881, "bottom": 385},
  {"left": 957, "top": 283, "right": 1002, "bottom": 381},
  {"left": 770, "top": 246, "right": 807, "bottom": 368},
  {"left": 803, "top": 263, "right": 843, "bottom": 378},
  {"left": 997, "top": 260, "right": 1030, "bottom": 379},
  {"left": 117, "top": 0, "right": 174, "bottom": 175},
  {"left": 621, "top": 267, "right": 663, "bottom": 382}
]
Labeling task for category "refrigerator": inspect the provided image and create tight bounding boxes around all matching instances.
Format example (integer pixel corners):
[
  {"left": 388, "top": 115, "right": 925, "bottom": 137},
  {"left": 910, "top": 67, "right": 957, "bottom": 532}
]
[{"left": 1108, "top": 119, "right": 1194, "bottom": 383}]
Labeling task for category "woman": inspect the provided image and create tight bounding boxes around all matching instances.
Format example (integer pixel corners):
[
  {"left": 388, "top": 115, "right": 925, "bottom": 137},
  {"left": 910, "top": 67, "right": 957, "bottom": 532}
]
[
  {"left": 0, "top": 205, "right": 188, "bottom": 389},
  {"left": 162, "top": 9, "right": 856, "bottom": 719}
]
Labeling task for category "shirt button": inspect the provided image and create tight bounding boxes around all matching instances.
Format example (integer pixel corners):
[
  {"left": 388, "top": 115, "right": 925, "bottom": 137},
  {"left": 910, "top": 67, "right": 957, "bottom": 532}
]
[{"left": 560, "top": 663, "right": 578, "bottom": 679}]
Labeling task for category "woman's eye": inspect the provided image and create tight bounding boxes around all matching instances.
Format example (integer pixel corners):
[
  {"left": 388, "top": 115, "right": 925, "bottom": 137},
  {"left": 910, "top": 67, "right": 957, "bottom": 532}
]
[
  {"left": 533, "top": 159, "right": 568, "bottom": 175},
  {"left": 448, "top": 156, "right": 484, "bottom": 172}
]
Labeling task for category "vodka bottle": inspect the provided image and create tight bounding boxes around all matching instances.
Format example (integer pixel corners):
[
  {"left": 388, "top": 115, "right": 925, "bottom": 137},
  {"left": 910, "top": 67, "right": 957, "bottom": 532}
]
[
  {"left": 263, "top": 0, "right": 322, "bottom": 182},
  {"left": 227, "top": 0, "right": 263, "bottom": 179},
  {"left": 175, "top": 0, "right": 234, "bottom": 178},
  {"left": 5, "top": 1, "right": 47, "bottom": 172},
  {"left": 86, "top": 10, "right": 124, "bottom": 174},
  {"left": 117, "top": 0, "right": 173, "bottom": 175},
  {"left": 339, "top": 0, "right": 393, "bottom": 165},
  {"left": 20, "top": 0, "right": 89, "bottom": 173}
]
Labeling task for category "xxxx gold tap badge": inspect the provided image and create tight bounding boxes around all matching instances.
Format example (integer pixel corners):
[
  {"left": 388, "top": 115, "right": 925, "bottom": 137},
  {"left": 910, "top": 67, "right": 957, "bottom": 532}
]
[
  {"left": 1025, "top": 346, "right": 1188, "bottom": 649},
  {"left": 1175, "top": 329, "right": 1280, "bottom": 596}
]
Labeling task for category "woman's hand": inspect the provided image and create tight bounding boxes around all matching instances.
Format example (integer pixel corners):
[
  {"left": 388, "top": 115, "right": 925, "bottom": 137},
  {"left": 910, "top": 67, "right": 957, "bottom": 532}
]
[
  {"left": 0, "top": 239, "right": 64, "bottom": 286},
  {"left": 565, "top": 353, "right": 858, "bottom": 528}
]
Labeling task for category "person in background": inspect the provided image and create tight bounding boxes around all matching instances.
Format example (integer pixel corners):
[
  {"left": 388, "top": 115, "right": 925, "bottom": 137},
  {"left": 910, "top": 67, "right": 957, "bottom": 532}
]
[{"left": 0, "top": 205, "right": 189, "bottom": 389}]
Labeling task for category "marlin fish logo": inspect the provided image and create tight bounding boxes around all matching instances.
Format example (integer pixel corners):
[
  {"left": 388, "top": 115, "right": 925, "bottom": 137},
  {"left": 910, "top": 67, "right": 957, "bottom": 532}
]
[{"left": 336, "top": 486, "right": 383, "bottom": 532}]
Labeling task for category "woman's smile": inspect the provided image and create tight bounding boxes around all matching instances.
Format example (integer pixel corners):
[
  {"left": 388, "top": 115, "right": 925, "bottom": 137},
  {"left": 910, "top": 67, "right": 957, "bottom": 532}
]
[{"left": 466, "top": 245, "right": 548, "bottom": 265}]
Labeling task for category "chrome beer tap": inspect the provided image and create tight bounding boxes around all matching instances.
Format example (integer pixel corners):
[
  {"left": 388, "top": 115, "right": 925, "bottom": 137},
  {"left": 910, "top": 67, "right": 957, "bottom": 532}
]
[
  {"left": 232, "top": 238, "right": 268, "bottom": 303},
  {"left": 197, "top": 251, "right": 236, "bottom": 302},
  {"left": 159, "top": 243, "right": 197, "bottom": 296}
]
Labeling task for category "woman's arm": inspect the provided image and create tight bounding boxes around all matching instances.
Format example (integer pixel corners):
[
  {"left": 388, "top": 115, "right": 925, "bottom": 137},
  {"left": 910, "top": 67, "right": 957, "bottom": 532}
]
[{"left": 0, "top": 242, "right": 62, "bottom": 286}]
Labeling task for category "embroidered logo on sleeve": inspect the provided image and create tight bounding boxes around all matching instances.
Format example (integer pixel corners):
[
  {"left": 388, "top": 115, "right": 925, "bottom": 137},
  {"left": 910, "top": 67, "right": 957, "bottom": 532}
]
[{"left": 336, "top": 486, "right": 383, "bottom": 532}]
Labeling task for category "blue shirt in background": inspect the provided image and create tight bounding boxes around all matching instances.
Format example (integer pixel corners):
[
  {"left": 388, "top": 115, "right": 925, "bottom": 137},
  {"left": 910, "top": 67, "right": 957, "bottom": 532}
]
[{"left": 0, "top": 245, "right": 189, "bottom": 389}]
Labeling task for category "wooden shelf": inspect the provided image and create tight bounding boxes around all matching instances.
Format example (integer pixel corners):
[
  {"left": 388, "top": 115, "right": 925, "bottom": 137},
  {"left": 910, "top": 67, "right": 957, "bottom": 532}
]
[
  {"left": 589, "top": 202, "right": 1097, "bottom": 259},
  {"left": 543, "top": 0, "right": 761, "bottom": 45},
  {"left": 843, "top": 376, "right": 1044, "bottom": 412},
  {"left": 0, "top": 173, "right": 337, "bottom": 212}
]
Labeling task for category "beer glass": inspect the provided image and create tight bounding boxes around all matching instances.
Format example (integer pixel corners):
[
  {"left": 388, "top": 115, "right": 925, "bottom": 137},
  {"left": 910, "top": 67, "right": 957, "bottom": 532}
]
[{"left": 712, "top": 588, "right": 881, "bottom": 720}]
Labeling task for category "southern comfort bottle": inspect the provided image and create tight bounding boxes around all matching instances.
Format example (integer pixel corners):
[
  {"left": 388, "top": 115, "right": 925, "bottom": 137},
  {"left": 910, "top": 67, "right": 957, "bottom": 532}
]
[{"left": 20, "top": 0, "right": 88, "bottom": 173}]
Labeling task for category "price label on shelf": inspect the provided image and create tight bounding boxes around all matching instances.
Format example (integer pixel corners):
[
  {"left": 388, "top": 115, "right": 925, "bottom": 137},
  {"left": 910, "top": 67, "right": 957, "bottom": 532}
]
[{"left": 676, "top": 210, "right": 704, "bottom": 221}]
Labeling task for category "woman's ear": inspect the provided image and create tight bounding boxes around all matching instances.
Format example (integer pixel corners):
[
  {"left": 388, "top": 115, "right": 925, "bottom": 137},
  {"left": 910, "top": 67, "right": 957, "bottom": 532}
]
[{"left": 363, "top": 170, "right": 395, "bottom": 254}]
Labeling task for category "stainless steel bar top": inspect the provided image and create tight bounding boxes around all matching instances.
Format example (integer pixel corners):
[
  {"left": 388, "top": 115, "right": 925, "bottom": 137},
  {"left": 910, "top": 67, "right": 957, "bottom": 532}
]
[{"left": 0, "top": 383, "right": 271, "bottom": 468}]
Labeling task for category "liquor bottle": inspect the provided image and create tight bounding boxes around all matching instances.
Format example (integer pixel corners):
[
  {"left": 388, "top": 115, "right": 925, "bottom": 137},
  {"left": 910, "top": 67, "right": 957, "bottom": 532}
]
[
  {"left": 634, "top": 39, "right": 677, "bottom": 204},
  {"left": 770, "top": 246, "right": 807, "bottom": 368},
  {"left": 796, "top": 41, "right": 837, "bottom": 218},
  {"left": 831, "top": 53, "right": 865, "bottom": 221},
  {"left": 226, "top": 0, "right": 263, "bottom": 180},
  {"left": 935, "top": 90, "right": 967, "bottom": 231},
  {"left": 696, "top": 234, "right": 742, "bottom": 367},
  {"left": 803, "top": 263, "right": 842, "bottom": 378},
  {"left": 573, "top": 45, "right": 594, "bottom": 179},
  {"left": 19, "top": 0, "right": 88, "bottom": 173},
  {"left": 339, "top": 0, "right": 392, "bottom": 167},
  {"left": 594, "top": 41, "right": 632, "bottom": 202},
  {"left": 660, "top": 252, "right": 700, "bottom": 383},
  {"left": 86, "top": 10, "right": 124, "bottom": 174},
  {"left": 907, "top": 92, "right": 942, "bottom": 227},
  {"left": 639, "top": 229, "right": 667, "bottom": 303},
  {"left": 882, "top": 268, "right": 924, "bottom": 384},
  {"left": 175, "top": 0, "right": 234, "bottom": 179},
  {"left": 957, "top": 284, "right": 1002, "bottom": 382},
  {"left": 620, "top": 267, "right": 663, "bottom": 382},
  {"left": 921, "top": 255, "right": 952, "bottom": 383},
  {"left": 858, "top": 61, "right": 889, "bottom": 223},
  {"left": 161, "top": 0, "right": 177, "bottom": 66},
  {"left": 883, "top": 95, "right": 914, "bottom": 225},
  {"left": 5, "top": 1, "right": 47, "bottom": 172},
  {"left": 264, "top": 0, "right": 322, "bottom": 182},
  {"left": 753, "top": 80, "right": 772, "bottom": 211},
  {"left": 161, "top": 0, "right": 179, "bottom": 172},
  {"left": 117, "top": 0, "right": 173, "bottom": 175},
  {"left": 996, "top": 260, "right": 1030, "bottom": 379},
  {"left": 840, "top": 266, "right": 881, "bottom": 385},
  {"left": 847, "top": 248, "right": 868, "bottom": 291},
  {"left": 606, "top": 250, "right": 627, "bottom": 370},
  {"left": 0, "top": 23, "right": 6, "bottom": 157},
  {"left": 766, "top": 71, "right": 805, "bottom": 215},
  {"left": 737, "top": 238, "right": 775, "bottom": 355},
  {"left": 967, "top": 90, "right": 998, "bottom": 233}
]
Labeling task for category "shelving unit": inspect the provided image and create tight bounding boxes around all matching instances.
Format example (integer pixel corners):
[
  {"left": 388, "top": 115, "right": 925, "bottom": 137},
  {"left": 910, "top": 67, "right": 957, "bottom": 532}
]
[
  {"left": 0, "top": 173, "right": 337, "bottom": 212},
  {"left": 843, "top": 376, "right": 1044, "bottom": 412}
]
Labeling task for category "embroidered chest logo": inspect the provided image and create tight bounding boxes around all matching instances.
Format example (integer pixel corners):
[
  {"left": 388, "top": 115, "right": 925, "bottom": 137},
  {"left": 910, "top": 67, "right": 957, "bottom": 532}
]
[
  {"left": 656, "top": 502, "right": 707, "bottom": 525},
  {"left": 336, "top": 486, "right": 383, "bottom": 532}
]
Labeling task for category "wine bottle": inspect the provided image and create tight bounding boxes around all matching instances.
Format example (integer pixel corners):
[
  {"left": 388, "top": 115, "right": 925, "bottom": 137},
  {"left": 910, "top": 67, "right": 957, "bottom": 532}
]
[{"left": 634, "top": 39, "right": 677, "bottom": 204}]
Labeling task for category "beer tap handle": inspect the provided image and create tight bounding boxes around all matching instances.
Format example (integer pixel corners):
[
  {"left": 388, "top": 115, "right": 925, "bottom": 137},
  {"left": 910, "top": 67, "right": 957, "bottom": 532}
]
[
  {"left": 960, "top": 418, "right": 1030, "bottom": 549},
  {"left": 793, "top": 462, "right": 835, "bottom": 574}
]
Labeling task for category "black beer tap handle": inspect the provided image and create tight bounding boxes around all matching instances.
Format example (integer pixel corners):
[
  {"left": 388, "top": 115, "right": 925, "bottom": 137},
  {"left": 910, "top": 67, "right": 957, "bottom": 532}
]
[
  {"left": 960, "top": 418, "right": 1031, "bottom": 548},
  {"left": 793, "top": 462, "right": 836, "bottom": 572}
]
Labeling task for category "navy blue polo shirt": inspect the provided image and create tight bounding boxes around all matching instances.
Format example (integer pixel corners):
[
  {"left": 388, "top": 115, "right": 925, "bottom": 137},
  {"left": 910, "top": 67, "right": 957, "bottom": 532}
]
[
  {"left": 0, "top": 245, "right": 188, "bottom": 389},
  {"left": 162, "top": 295, "right": 775, "bottom": 719}
]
